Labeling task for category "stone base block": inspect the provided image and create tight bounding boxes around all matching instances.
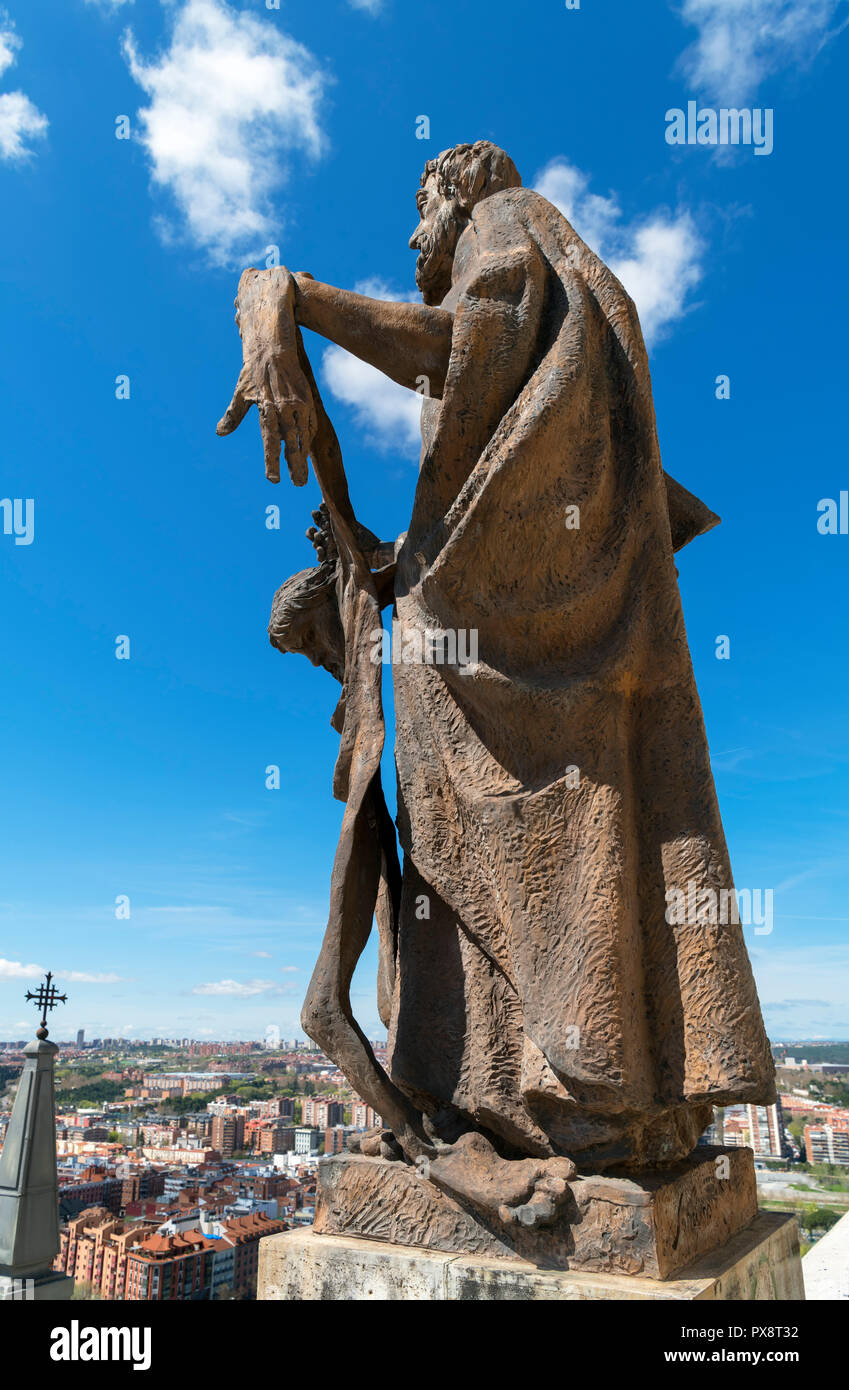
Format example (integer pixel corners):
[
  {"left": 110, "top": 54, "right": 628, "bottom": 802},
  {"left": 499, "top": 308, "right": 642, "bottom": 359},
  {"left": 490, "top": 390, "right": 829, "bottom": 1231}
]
[
  {"left": 313, "top": 1146, "right": 758, "bottom": 1280},
  {"left": 258, "top": 1212, "right": 804, "bottom": 1301}
]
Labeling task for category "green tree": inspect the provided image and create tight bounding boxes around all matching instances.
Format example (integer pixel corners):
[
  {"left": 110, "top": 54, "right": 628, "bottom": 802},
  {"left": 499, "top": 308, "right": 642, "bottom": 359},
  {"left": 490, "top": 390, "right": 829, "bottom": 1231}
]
[
  {"left": 70, "top": 1281, "right": 103, "bottom": 1301},
  {"left": 807, "top": 1207, "right": 840, "bottom": 1233}
]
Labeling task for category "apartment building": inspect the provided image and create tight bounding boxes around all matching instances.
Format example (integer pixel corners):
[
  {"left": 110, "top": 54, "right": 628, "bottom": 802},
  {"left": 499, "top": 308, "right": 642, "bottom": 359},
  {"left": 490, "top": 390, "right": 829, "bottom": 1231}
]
[
  {"left": 124, "top": 1211, "right": 285, "bottom": 1300},
  {"left": 805, "top": 1118, "right": 849, "bottom": 1166},
  {"left": 211, "top": 1113, "right": 246, "bottom": 1157},
  {"left": 54, "top": 1207, "right": 157, "bottom": 1299}
]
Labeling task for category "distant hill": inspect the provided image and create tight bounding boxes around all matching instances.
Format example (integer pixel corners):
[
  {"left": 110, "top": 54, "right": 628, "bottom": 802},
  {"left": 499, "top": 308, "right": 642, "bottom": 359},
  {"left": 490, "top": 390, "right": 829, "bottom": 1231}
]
[{"left": 772, "top": 1043, "right": 849, "bottom": 1065}]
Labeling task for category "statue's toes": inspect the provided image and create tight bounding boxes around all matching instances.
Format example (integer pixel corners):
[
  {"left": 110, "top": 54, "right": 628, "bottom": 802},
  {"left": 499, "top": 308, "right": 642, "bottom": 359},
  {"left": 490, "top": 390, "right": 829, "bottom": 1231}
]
[
  {"left": 517, "top": 1193, "right": 556, "bottom": 1226},
  {"left": 498, "top": 1190, "right": 556, "bottom": 1228},
  {"left": 550, "top": 1156, "right": 577, "bottom": 1182},
  {"left": 359, "top": 1126, "right": 398, "bottom": 1158}
]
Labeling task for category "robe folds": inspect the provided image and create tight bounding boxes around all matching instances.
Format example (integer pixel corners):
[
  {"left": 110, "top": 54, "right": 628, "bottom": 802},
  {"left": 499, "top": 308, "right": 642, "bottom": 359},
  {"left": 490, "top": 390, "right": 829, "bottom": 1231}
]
[{"left": 383, "top": 187, "right": 775, "bottom": 1168}]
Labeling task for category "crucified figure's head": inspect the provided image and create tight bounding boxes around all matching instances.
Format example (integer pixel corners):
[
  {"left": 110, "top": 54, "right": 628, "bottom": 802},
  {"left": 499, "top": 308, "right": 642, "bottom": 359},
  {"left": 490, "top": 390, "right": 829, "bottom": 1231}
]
[
  {"left": 268, "top": 562, "right": 345, "bottom": 682},
  {"left": 410, "top": 141, "right": 522, "bottom": 305}
]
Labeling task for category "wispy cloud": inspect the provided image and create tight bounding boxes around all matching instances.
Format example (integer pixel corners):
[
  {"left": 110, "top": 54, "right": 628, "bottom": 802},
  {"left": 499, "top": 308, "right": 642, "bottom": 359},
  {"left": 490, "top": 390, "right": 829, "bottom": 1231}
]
[
  {"left": 57, "top": 970, "right": 124, "bottom": 985},
  {"left": 675, "top": 0, "right": 849, "bottom": 102},
  {"left": 347, "top": 0, "right": 383, "bottom": 12},
  {"left": 84, "top": 0, "right": 134, "bottom": 12},
  {"left": 0, "top": 959, "right": 121, "bottom": 984},
  {"left": 534, "top": 158, "right": 703, "bottom": 346},
  {"left": 774, "top": 861, "right": 839, "bottom": 896},
  {"left": 146, "top": 904, "right": 226, "bottom": 914},
  {"left": 192, "top": 977, "right": 286, "bottom": 997},
  {"left": 0, "top": 958, "right": 44, "bottom": 980},
  {"left": 123, "top": 0, "right": 326, "bottom": 266},
  {"left": 321, "top": 277, "right": 423, "bottom": 453},
  {"left": 0, "top": 12, "right": 20, "bottom": 75},
  {"left": 0, "top": 13, "right": 48, "bottom": 161},
  {"left": 712, "top": 747, "right": 756, "bottom": 773},
  {"left": 750, "top": 943, "right": 849, "bottom": 1038}
]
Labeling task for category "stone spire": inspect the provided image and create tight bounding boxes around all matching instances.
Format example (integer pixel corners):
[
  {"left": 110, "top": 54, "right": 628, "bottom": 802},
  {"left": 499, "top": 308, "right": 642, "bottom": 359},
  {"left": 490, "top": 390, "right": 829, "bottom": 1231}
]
[{"left": 0, "top": 973, "right": 73, "bottom": 1299}]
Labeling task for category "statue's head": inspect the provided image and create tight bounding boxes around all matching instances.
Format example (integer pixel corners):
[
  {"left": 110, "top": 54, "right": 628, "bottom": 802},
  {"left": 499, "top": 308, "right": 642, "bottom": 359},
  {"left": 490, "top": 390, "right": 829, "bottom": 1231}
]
[
  {"left": 410, "top": 141, "right": 522, "bottom": 305},
  {"left": 269, "top": 563, "right": 345, "bottom": 682}
]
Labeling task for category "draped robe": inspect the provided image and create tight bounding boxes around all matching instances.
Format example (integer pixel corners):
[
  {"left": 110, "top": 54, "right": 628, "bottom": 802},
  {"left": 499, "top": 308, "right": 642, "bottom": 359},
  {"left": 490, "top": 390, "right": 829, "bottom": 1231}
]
[{"left": 382, "top": 187, "right": 774, "bottom": 1168}]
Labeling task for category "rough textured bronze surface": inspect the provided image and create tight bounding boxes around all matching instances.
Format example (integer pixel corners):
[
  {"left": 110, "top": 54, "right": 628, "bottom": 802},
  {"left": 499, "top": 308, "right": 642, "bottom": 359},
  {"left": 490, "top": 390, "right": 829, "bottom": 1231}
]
[
  {"left": 314, "top": 1147, "right": 758, "bottom": 1280},
  {"left": 219, "top": 139, "right": 775, "bottom": 1224}
]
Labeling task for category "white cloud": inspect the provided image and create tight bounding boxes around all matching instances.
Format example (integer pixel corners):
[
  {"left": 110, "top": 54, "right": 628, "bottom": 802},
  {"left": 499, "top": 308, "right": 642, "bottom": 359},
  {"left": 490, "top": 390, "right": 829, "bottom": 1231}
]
[
  {"left": 0, "top": 960, "right": 120, "bottom": 984},
  {"left": 676, "top": 0, "right": 849, "bottom": 101},
  {"left": 322, "top": 349, "right": 423, "bottom": 453},
  {"left": 123, "top": 0, "right": 326, "bottom": 266},
  {"left": 56, "top": 970, "right": 124, "bottom": 985},
  {"left": 252, "top": 950, "right": 272, "bottom": 959},
  {"left": 0, "top": 92, "right": 47, "bottom": 159},
  {"left": 0, "top": 958, "right": 44, "bottom": 980},
  {"left": 610, "top": 217, "right": 703, "bottom": 345},
  {"left": 84, "top": 0, "right": 134, "bottom": 11},
  {"left": 192, "top": 977, "right": 281, "bottom": 997},
  {"left": 0, "top": 14, "right": 21, "bottom": 77},
  {"left": 321, "top": 276, "right": 423, "bottom": 453},
  {"left": 533, "top": 161, "right": 622, "bottom": 255},
  {"left": 348, "top": 0, "right": 383, "bottom": 11},
  {"left": 534, "top": 158, "right": 703, "bottom": 346},
  {"left": 352, "top": 276, "right": 409, "bottom": 302},
  {"left": 0, "top": 14, "right": 48, "bottom": 161}
]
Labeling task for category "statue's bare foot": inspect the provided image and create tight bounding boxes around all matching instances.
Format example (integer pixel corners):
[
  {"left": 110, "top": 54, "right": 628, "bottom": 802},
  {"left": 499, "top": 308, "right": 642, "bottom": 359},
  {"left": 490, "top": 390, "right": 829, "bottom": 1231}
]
[
  {"left": 346, "top": 1126, "right": 403, "bottom": 1160},
  {"left": 424, "top": 1131, "right": 576, "bottom": 1228}
]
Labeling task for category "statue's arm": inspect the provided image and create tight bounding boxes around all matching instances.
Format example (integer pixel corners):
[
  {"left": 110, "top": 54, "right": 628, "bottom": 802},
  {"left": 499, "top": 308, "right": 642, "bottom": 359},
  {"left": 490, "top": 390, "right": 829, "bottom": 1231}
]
[{"left": 293, "top": 274, "right": 454, "bottom": 398}]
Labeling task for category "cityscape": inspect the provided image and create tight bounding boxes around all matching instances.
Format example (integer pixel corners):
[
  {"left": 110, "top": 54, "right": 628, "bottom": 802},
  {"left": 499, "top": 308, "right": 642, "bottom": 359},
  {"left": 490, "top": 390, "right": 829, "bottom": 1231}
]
[{"left": 1, "top": 1032, "right": 846, "bottom": 1301}]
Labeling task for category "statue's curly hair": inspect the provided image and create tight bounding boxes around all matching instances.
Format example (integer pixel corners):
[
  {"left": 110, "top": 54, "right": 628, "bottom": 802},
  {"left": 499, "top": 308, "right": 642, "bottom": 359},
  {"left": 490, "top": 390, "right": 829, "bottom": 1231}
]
[
  {"left": 268, "top": 561, "right": 340, "bottom": 648},
  {"left": 420, "top": 141, "right": 522, "bottom": 216}
]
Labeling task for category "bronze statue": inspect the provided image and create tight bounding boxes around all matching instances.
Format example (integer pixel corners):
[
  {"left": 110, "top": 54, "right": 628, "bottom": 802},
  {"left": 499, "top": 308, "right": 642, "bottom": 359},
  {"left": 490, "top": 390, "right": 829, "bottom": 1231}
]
[{"left": 218, "top": 141, "right": 775, "bottom": 1228}]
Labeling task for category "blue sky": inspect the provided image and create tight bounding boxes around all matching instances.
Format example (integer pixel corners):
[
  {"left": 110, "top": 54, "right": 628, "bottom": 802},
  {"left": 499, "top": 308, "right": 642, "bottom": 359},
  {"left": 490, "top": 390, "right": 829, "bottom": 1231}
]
[{"left": 0, "top": 0, "right": 847, "bottom": 1042}]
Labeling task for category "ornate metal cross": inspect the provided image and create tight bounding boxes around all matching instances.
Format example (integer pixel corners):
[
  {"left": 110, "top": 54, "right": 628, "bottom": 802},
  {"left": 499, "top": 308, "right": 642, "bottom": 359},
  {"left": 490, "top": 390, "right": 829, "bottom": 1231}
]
[{"left": 24, "top": 971, "right": 68, "bottom": 1039}]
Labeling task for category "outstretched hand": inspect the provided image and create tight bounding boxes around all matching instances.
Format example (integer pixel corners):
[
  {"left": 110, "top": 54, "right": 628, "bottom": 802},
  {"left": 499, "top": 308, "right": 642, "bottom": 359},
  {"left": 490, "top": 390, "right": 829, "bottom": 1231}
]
[{"left": 217, "top": 266, "right": 317, "bottom": 485}]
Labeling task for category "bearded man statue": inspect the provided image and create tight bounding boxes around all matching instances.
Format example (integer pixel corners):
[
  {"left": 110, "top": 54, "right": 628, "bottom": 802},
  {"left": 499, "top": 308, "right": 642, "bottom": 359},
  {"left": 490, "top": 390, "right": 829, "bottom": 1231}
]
[{"left": 218, "top": 141, "right": 775, "bottom": 1227}]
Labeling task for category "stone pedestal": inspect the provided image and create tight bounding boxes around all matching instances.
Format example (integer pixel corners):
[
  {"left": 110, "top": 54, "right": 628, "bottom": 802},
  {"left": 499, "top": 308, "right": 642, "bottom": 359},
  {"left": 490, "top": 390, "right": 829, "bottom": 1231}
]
[
  {"left": 310, "top": 1146, "right": 759, "bottom": 1280},
  {"left": 259, "top": 1212, "right": 804, "bottom": 1301},
  {"left": 258, "top": 1146, "right": 805, "bottom": 1300}
]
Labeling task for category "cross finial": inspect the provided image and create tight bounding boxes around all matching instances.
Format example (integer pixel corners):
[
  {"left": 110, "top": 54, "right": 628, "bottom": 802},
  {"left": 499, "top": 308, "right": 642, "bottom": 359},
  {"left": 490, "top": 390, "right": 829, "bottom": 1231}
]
[{"left": 24, "top": 971, "right": 68, "bottom": 1040}]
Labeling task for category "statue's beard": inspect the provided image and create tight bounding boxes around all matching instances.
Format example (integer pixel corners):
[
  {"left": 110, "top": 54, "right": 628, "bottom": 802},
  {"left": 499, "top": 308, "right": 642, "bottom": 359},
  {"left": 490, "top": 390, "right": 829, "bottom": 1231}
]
[{"left": 415, "top": 202, "right": 463, "bottom": 305}]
